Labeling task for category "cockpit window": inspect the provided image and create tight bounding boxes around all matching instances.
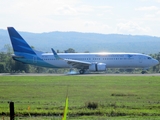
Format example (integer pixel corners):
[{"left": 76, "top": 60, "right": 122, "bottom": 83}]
[{"left": 148, "top": 57, "right": 151, "bottom": 59}]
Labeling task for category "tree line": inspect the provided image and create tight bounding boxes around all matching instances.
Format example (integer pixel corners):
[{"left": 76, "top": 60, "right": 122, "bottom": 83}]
[{"left": 0, "top": 45, "right": 160, "bottom": 73}]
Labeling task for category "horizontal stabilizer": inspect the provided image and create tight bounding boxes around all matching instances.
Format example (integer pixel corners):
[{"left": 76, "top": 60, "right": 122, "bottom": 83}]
[{"left": 11, "top": 54, "right": 24, "bottom": 59}]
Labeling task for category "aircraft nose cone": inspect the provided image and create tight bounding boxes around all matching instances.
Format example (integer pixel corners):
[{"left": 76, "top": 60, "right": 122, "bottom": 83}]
[{"left": 153, "top": 59, "right": 159, "bottom": 66}]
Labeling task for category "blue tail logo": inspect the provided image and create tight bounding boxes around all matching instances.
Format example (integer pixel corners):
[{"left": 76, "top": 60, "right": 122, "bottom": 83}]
[{"left": 7, "top": 27, "right": 35, "bottom": 55}]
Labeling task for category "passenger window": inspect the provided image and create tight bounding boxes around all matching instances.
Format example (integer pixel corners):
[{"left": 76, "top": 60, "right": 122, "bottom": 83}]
[{"left": 148, "top": 57, "right": 151, "bottom": 59}]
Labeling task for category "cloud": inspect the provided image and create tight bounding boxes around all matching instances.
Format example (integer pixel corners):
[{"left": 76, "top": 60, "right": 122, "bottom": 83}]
[
  {"left": 116, "top": 21, "right": 150, "bottom": 35},
  {"left": 155, "top": 0, "right": 160, "bottom": 3},
  {"left": 54, "top": 5, "right": 77, "bottom": 15},
  {"left": 84, "top": 21, "right": 96, "bottom": 27},
  {"left": 83, "top": 21, "right": 111, "bottom": 34},
  {"left": 135, "top": 6, "right": 159, "bottom": 11},
  {"left": 1, "top": 0, "right": 160, "bottom": 36},
  {"left": 156, "top": 10, "right": 160, "bottom": 14},
  {"left": 96, "top": 6, "right": 113, "bottom": 9},
  {"left": 77, "top": 5, "right": 94, "bottom": 13}
]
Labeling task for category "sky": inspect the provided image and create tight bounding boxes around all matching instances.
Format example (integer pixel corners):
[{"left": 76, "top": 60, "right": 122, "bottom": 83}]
[{"left": 1, "top": 0, "right": 160, "bottom": 36}]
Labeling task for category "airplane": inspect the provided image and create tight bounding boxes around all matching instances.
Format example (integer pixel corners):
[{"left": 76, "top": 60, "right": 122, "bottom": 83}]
[{"left": 7, "top": 27, "right": 159, "bottom": 74}]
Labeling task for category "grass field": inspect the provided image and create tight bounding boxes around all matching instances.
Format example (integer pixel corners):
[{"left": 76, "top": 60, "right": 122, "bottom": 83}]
[{"left": 0, "top": 75, "right": 160, "bottom": 120}]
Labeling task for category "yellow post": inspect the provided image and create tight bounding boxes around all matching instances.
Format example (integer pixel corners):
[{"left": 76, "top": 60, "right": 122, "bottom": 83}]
[{"left": 62, "top": 96, "right": 68, "bottom": 120}]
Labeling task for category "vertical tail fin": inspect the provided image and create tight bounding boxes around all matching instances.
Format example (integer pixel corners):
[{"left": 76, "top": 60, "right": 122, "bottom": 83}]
[{"left": 7, "top": 27, "right": 35, "bottom": 55}]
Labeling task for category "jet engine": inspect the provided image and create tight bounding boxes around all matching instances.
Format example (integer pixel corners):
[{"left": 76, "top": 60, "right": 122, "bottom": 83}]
[{"left": 89, "top": 63, "right": 106, "bottom": 71}]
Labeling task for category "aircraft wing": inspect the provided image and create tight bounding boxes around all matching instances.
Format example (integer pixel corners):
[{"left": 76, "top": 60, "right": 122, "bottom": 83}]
[
  {"left": 51, "top": 48, "right": 91, "bottom": 69},
  {"left": 64, "top": 59, "right": 91, "bottom": 69}
]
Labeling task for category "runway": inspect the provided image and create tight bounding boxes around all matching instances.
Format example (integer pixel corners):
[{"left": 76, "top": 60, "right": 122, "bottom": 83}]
[{"left": 1, "top": 73, "right": 160, "bottom": 76}]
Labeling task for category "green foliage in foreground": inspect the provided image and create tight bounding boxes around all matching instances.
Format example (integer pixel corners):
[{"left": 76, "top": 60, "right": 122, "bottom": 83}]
[{"left": 0, "top": 76, "right": 160, "bottom": 119}]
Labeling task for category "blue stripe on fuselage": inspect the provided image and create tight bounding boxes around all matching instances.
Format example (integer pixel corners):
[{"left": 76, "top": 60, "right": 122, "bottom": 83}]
[{"left": 13, "top": 53, "right": 60, "bottom": 68}]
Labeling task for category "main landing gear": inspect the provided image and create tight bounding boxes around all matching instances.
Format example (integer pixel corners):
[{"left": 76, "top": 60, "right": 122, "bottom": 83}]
[
  {"left": 141, "top": 71, "right": 147, "bottom": 74},
  {"left": 79, "top": 69, "right": 85, "bottom": 74}
]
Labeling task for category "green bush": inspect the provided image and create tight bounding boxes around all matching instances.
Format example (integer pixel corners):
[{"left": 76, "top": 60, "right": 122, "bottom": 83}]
[{"left": 85, "top": 101, "right": 98, "bottom": 110}]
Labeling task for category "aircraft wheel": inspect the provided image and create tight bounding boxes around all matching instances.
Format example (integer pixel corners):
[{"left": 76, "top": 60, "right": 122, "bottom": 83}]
[
  {"left": 141, "top": 71, "right": 147, "bottom": 74},
  {"left": 79, "top": 70, "right": 85, "bottom": 74}
]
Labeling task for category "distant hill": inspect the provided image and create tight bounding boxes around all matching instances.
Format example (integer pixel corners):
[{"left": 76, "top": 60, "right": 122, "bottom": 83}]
[{"left": 0, "top": 29, "right": 160, "bottom": 54}]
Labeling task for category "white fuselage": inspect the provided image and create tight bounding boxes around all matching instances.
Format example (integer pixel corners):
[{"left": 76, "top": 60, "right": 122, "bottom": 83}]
[{"left": 36, "top": 52, "right": 158, "bottom": 69}]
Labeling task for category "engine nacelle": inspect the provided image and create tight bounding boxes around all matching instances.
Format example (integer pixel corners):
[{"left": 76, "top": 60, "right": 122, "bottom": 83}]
[{"left": 89, "top": 63, "right": 106, "bottom": 71}]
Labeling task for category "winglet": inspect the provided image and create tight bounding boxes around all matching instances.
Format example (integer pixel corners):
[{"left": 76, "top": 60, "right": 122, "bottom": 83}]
[
  {"left": 51, "top": 48, "right": 62, "bottom": 60},
  {"left": 51, "top": 48, "right": 58, "bottom": 55}
]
